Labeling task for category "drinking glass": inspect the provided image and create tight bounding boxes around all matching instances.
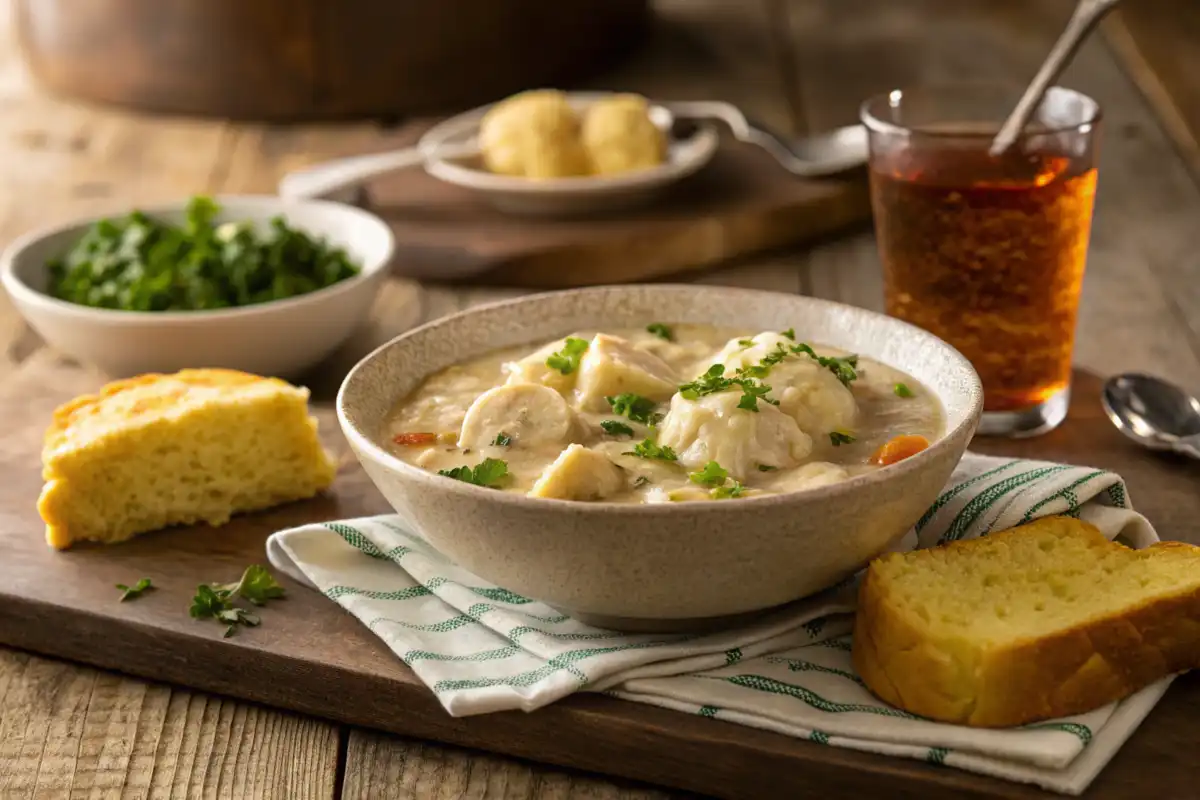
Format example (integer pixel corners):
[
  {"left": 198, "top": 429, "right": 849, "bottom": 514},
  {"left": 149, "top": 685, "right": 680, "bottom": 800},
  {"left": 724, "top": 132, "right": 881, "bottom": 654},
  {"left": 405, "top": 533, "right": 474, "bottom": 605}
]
[{"left": 861, "top": 85, "right": 1102, "bottom": 437}]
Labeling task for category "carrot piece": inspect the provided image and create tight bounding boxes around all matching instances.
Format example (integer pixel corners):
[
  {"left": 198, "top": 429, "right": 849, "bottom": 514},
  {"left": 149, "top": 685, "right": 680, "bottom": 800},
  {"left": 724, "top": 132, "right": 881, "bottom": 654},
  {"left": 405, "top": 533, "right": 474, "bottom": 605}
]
[
  {"left": 392, "top": 432, "right": 438, "bottom": 446},
  {"left": 870, "top": 434, "right": 930, "bottom": 466}
]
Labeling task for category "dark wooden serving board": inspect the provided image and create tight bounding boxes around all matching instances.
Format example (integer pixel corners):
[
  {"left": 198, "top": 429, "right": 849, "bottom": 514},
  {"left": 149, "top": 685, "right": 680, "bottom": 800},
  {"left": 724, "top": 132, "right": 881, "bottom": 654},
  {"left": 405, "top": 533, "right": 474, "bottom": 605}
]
[
  {"left": 365, "top": 137, "right": 871, "bottom": 288},
  {"left": 1, "top": 360, "right": 1198, "bottom": 800}
]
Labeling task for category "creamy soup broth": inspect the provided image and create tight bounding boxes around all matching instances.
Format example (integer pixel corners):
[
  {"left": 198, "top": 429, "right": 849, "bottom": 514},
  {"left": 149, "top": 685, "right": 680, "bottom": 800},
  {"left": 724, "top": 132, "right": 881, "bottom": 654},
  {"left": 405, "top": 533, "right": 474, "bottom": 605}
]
[{"left": 383, "top": 324, "right": 944, "bottom": 503}]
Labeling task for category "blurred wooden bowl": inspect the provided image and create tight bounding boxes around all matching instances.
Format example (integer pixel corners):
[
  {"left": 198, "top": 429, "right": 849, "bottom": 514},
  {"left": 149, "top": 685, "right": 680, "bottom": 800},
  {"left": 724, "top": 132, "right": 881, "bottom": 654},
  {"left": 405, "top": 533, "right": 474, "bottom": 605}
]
[{"left": 13, "top": 0, "right": 650, "bottom": 120}]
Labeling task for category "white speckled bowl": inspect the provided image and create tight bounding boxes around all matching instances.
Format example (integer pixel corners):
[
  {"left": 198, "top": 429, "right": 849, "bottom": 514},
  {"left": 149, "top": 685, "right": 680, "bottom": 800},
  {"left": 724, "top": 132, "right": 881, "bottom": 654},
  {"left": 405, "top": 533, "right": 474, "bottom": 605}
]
[{"left": 337, "top": 285, "right": 983, "bottom": 631}]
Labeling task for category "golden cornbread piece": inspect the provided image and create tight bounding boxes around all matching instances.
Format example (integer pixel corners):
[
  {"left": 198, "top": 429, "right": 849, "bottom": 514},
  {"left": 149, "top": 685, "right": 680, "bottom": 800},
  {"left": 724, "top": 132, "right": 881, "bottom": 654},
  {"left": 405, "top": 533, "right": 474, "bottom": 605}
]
[
  {"left": 852, "top": 516, "right": 1200, "bottom": 728},
  {"left": 39, "top": 369, "right": 337, "bottom": 549},
  {"left": 581, "top": 93, "right": 666, "bottom": 175},
  {"left": 478, "top": 89, "right": 590, "bottom": 179}
]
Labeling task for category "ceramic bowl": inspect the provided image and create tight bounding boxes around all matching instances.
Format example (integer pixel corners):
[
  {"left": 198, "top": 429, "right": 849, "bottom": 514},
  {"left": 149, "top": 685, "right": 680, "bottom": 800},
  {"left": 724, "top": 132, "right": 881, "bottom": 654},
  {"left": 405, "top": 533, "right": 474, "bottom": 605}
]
[
  {"left": 421, "top": 91, "right": 720, "bottom": 217},
  {"left": 337, "top": 285, "right": 983, "bottom": 631},
  {"left": 1, "top": 195, "right": 396, "bottom": 379}
]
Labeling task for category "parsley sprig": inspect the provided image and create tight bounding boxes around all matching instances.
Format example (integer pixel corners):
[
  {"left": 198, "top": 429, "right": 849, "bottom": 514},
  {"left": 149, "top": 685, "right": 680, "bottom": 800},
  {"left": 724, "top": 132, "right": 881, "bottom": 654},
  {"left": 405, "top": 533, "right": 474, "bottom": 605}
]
[
  {"left": 546, "top": 337, "right": 589, "bottom": 375},
  {"left": 646, "top": 323, "right": 673, "bottom": 341},
  {"left": 606, "top": 393, "right": 663, "bottom": 425},
  {"left": 600, "top": 420, "right": 635, "bottom": 437},
  {"left": 491, "top": 432, "right": 512, "bottom": 447},
  {"left": 688, "top": 460, "right": 747, "bottom": 499},
  {"left": 438, "top": 458, "right": 509, "bottom": 488},
  {"left": 624, "top": 439, "right": 678, "bottom": 461},
  {"left": 190, "top": 565, "right": 285, "bottom": 637},
  {"left": 678, "top": 364, "right": 778, "bottom": 412},
  {"left": 894, "top": 382, "right": 915, "bottom": 398},
  {"left": 115, "top": 578, "right": 154, "bottom": 601},
  {"left": 829, "top": 430, "right": 856, "bottom": 446}
]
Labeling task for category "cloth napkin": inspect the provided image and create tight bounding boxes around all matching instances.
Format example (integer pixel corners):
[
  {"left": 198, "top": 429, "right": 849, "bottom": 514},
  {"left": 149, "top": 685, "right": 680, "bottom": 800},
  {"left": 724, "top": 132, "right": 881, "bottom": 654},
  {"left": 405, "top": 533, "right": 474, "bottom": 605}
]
[{"left": 266, "top": 452, "right": 1171, "bottom": 796}]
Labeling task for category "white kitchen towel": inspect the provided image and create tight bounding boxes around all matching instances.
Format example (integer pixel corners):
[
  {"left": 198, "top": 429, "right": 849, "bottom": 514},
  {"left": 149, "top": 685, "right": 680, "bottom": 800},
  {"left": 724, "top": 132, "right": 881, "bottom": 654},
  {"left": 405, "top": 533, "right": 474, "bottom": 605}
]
[{"left": 266, "top": 452, "right": 1172, "bottom": 796}]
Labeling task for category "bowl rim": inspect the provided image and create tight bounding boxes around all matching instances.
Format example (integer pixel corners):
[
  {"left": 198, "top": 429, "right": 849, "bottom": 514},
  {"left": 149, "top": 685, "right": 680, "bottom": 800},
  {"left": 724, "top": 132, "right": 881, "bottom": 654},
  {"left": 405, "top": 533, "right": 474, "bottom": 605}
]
[
  {"left": 0, "top": 194, "right": 396, "bottom": 326},
  {"left": 337, "top": 284, "right": 984, "bottom": 516},
  {"left": 420, "top": 90, "right": 721, "bottom": 195}
]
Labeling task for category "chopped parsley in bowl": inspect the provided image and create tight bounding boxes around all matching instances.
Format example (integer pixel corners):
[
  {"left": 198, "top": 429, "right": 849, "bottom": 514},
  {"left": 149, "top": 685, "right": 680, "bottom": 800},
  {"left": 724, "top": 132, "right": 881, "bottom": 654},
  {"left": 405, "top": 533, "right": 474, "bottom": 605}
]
[{"left": 46, "top": 195, "right": 362, "bottom": 312}]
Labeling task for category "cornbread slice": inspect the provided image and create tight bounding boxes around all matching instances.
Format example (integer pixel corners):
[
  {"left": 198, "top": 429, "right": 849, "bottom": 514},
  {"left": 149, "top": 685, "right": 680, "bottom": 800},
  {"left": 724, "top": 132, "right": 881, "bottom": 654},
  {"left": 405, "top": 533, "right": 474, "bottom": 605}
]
[
  {"left": 39, "top": 369, "right": 337, "bottom": 549},
  {"left": 852, "top": 517, "right": 1200, "bottom": 728}
]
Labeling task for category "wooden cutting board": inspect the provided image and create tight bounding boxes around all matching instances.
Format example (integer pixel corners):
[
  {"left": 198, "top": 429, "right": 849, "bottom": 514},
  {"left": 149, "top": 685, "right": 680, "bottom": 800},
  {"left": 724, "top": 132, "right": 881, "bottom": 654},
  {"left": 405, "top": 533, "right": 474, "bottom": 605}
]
[
  {"left": 1, "top": 359, "right": 1197, "bottom": 800},
  {"left": 366, "top": 138, "right": 872, "bottom": 287}
]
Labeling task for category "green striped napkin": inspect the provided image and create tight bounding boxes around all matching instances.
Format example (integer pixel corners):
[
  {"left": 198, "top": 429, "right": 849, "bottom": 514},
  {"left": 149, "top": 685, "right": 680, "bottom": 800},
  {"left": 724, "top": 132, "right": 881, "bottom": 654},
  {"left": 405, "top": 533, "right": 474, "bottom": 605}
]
[{"left": 266, "top": 452, "right": 1169, "bottom": 796}]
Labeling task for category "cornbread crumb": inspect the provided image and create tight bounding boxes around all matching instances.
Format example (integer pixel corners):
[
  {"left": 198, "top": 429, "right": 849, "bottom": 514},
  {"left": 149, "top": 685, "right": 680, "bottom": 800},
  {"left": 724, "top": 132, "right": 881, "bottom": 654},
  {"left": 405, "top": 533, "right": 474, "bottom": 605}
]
[
  {"left": 38, "top": 369, "right": 337, "bottom": 549},
  {"left": 852, "top": 516, "right": 1200, "bottom": 727}
]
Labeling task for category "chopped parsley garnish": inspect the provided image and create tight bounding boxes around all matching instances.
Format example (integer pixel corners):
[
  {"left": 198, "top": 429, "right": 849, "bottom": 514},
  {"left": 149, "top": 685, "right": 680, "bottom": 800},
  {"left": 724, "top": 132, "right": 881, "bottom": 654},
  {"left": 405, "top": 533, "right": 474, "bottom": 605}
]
[
  {"left": 738, "top": 338, "right": 755, "bottom": 347},
  {"left": 829, "top": 430, "right": 856, "bottom": 446},
  {"left": 679, "top": 363, "right": 777, "bottom": 412},
  {"left": 546, "top": 337, "right": 589, "bottom": 375},
  {"left": 46, "top": 195, "right": 361, "bottom": 312},
  {"left": 689, "top": 461, "right": 729, "bottom": 486},
  {"left": 633, "top": 476, "right": 651, "bottom": 488},
  {"left": 606, "top": 393, "right": 662, "bottom": 425},
  {"left": 624, "top": 439, "right": 678, "bottom": 461},
  {"left": 190, "top": 565, "right": 284, "bottom": 637},
  {"left": 711, "top": 480, "right": 747, "bottom": 500},
  {"left": 894, "top": 382, "right": 915, "bottom": 398},
  {"left": 438, "top": 458, "right": 510, "bottom": 488},
  {"left": 600, "top": 420, "right": 635, "bottom": 437},
  {"left": 756, "top": 464, "right": 778, "bottom": 472},
  {"left": 790, "top": 343, "right": 859, "bottom": 387},
  {"left": 781, "top": 328, "right": 796, "bottom": 340},
  {"left": 491, "top": 432, "right": 512, "bottom": 447},
  {"left": 646, "top": 323, "right": 673, "bottom": 341},
  {"left": 115, "top": 577, "right": 154, "bottom": 602}
]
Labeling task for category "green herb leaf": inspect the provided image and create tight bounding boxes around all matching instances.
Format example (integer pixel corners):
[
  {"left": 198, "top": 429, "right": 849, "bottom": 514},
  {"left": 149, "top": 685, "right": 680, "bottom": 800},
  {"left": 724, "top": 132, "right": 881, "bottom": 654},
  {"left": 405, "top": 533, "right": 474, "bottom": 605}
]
[
  {"left": 189, "top": 584, "right": 229, "bottom": 620},
  {"left": 545, "top": 337, "right": 589, "bottom": 375},
  {"left": 781, "top": 328, "right": 796, "bottom": 340},
  {"left": 492, "top": 432, "right": 512, "bottom": 447},
  {"left": 756, "top": 464, "right": 778, "bottom": 472},
  {"left": 623, "top": 439, "right": 678, "bottom": 461},
  {"left": 679, "top": 364, "right": 732, "bottom": 399},
  {"left": 711, "top": 480, "right": 747, "bottom": 499},
  {"left": 646, "top": 323, "right": 673, "bottom": 341},
  {"left": 790, "top": 343, "right": 859, "bottom": 387},
  {"left": 600, "top": 420, "right": 635, "bottom": 437},
  {"left": 829, "top": 430, "right": 856, "bottom": 446},
  {"left": 115, "top": 577, "right": 154, "bottom": 602},
  {"left": 606, "top": 393, "right": 662, "bottom": 425},
  {"left": 218, "top": 565, "right": 286, "bottom": 607},
  {"left": 894, "top": 382, "right": 915, "bottom": 398},
  {"left": 438, "top": 458, "right": 510, "bottom": 488},
  {"left": 45, "top": 195, "right": 361, "bottom": 312},
  {"left": 678, "top": 361, "right": 778, "bottom": 412},
  {"left": 738, "top": 338, "right": 755, "bottom": 347},
  {"left": 689, "top": 461, "right": 729, "bottom": 486},
  {"left": 633, "top": 476, "right": 651, "bottom": 488}
]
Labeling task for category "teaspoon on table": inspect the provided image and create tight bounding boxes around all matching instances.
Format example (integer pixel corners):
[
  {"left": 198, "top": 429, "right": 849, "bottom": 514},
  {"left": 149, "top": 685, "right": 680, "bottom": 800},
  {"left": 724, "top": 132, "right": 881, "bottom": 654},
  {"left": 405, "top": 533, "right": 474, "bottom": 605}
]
[
  {"left": 1101, "top": 373, "right": 1200, "bottom": 460},
  {"left": 277, "top": 98, "right": 867, "bottom": 202}
]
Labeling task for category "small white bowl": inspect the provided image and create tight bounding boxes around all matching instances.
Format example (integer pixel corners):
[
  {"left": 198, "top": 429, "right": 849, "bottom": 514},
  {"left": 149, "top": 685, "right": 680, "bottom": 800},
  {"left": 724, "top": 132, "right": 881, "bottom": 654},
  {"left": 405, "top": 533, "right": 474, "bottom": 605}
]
[
  {"left": 0, "top": 195, "right": 396, "bottom": 379},
  {"left": 421, "top": 91, "right": 720, "bottom": 217}
]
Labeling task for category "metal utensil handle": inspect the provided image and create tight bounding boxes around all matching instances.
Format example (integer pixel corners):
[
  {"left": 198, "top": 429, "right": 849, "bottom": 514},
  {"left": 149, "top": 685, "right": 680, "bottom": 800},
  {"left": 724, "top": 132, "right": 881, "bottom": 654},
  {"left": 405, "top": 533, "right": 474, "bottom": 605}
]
[
  {"left": 663, "top": 99, "right": 813, "bottom": 172},
  {"left": 278, "top": 140, "right": 478, "bottom": 200},
  {"left": 989, "top": 0, "right": 1122, "bottom": 156}
]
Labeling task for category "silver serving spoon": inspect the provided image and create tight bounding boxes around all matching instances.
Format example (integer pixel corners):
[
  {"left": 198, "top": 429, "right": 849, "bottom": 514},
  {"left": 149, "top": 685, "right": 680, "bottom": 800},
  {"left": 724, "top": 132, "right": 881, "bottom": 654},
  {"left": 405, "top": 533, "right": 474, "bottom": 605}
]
[
  {"left": 990, "top": 0, "right": 1122, "bottom": 156},
  {"left": 1102, "top": 373, "right": 1200, "bottom": 460},
  {"left": 278, "top": 99, "right": 867, "bottom": 202}
]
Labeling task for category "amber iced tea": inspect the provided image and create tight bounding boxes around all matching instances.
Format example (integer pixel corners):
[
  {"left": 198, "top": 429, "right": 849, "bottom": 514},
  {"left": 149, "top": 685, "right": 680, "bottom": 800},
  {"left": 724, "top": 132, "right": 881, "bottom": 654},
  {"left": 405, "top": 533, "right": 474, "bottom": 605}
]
[
  {"left": 872, "top": 148, "right": 1096, "bottom": 410},
  {"left": 862, "top": 87, "right": 1101, "bottom": 435}
]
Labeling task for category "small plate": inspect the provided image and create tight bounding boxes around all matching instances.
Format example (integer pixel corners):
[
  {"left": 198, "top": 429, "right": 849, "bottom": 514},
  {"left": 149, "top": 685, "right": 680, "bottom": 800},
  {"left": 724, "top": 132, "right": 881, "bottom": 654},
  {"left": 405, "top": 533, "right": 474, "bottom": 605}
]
[{"left": 419, "top": 91, "right": 720, "bottom": 218}]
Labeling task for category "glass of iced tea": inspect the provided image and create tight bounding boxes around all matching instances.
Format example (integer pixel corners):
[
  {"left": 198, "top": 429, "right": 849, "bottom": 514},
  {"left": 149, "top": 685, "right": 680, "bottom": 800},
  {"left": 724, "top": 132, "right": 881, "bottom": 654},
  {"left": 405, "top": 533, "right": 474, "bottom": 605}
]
[{"left": 861, "top": 86, "right": 1101, "bottom": 437}]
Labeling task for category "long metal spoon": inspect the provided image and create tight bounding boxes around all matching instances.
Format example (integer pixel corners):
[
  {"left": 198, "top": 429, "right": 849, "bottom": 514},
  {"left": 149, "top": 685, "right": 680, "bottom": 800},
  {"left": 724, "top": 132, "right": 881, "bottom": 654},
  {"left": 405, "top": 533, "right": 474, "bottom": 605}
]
[
  {"left": 990, "top": 0, "right": 1122, "bottom": 156},
  {"left": 1101, "top": 373, "right": 1200, "bottom": 460},
  {"left": 278, "top": 100, "right": 867, "bottom": 202}
]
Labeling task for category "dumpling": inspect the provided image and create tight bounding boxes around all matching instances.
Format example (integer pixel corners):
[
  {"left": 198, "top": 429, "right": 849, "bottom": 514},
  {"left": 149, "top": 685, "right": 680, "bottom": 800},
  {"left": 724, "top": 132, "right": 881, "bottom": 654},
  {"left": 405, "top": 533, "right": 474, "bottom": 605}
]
[
  {"left": 503, "top": 338, "right": 578, "bottom": 396},
  {"left": 575, "top": 334, "right": 678, "bottom": 411},
  {"left": 656, "top": 389, "right": 812, "bottom": 478},
  {"left": 529, "top": 444, "right": 626, "bottom": 500},
  {"left": 712, "top": 332, "right": 857, "bottom": 437},
  {"left": 580, "top": 94, "right": 666, "bottom": 176},
  {"left": 764, "top": 461, "right": 850, "bottom": 493},
  {"left": 478, "top": 90, "right": 590, "bottom": 179},
  {"left": 590, "top": 440, "right": 683, "bottom": 487},
  {"left": 458, "top": 384, "right": 578, "bottom": 450}
]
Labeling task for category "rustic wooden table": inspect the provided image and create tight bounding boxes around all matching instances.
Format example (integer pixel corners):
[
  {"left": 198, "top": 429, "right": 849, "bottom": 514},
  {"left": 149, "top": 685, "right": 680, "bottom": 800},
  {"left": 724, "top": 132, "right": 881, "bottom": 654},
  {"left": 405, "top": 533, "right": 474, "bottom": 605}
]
[{"left": 2, "top": 1, "right": 1198, "bottom": 797}]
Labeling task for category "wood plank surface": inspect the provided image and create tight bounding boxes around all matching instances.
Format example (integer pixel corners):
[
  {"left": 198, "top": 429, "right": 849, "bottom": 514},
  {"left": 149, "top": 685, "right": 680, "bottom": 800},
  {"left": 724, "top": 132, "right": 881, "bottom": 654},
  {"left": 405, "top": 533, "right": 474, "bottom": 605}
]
[{"left": 0, "top": 649, "right": 340, "bottom": 799}]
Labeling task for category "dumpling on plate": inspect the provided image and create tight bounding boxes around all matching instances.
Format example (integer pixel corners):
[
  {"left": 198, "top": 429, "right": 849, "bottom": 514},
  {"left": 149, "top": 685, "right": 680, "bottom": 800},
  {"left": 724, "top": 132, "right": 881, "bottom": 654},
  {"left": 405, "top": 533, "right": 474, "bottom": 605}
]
[
  {"left": 656, "top": 389, "right": 812, "bottom": 478},
  {"left": 478, "top": 90, "right": 590, "bottom": 179},
  {"left": 581, "top": 93, "right": 667, "bottom": 176}
]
